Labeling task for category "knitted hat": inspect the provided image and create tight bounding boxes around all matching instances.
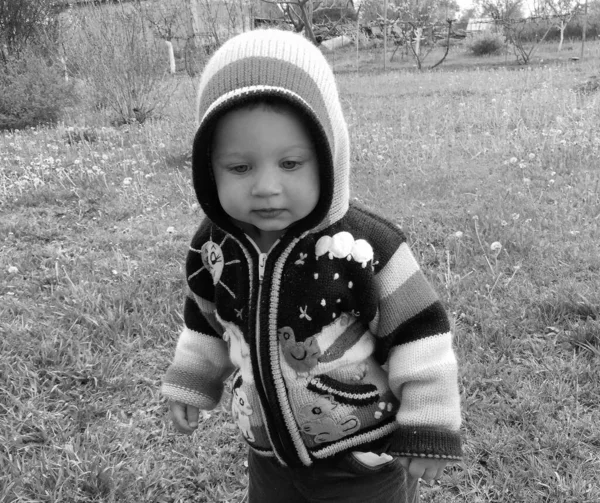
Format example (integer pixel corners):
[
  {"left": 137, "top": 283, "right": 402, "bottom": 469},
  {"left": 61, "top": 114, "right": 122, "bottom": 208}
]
[{"left": 192, "top": 29, "right": 350, "bottom": 238}]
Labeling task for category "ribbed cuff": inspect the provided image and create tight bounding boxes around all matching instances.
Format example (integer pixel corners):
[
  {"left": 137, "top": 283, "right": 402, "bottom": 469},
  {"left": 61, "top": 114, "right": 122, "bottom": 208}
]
[
  {"left": 389, "top": 427, "right": 462, "bottom": 460},
  {"left": 161, "top": 382, "right": 222, "bottom": 410}
]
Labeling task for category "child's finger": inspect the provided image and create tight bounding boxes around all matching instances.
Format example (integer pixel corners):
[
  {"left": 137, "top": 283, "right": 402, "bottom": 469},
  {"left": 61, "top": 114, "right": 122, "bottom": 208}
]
[
  {"left": 170, "top": 402, "right": 193, "bottom": 434},
  {"left": 187, "top": 405, "right": 200, "bottom": 429},
  {"left": 407, "top": 460, "right": 426, "bottom": 480},
  {"left": 420, "top": 465, "right": 439, "bottom": 482}
]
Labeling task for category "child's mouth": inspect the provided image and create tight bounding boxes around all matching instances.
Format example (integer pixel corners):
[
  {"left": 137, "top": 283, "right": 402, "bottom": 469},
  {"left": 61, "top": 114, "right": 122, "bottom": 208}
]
[{"left": 254, "top": 209, "right": 284, "bottom": 218}]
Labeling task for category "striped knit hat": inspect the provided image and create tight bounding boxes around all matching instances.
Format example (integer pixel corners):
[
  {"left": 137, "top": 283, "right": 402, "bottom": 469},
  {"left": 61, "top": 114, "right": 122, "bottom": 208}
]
[{"left": 192, "top": 29, "right": 350, "bottom": 236}]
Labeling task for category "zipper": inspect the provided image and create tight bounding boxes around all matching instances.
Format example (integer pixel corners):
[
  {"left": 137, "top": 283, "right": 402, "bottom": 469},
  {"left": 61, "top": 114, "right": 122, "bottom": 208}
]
[
  {"left": 252, "top": 249, "right": 288, "bottom": 465},
  {"left": 247, "top": 238, "right": 305, "bottom": 466},
  {"left": 258, "top": 253, "right": 267, "bottom": 284}
]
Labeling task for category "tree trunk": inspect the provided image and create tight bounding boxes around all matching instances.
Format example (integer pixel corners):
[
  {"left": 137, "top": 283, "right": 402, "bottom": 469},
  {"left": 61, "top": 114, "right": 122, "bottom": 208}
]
[
  {"left": 60, "top": 55, "right": 69, "bottom": 82},
  {"left": 558, "top": 22, "right": 565, "bottom": 51},
  {"left": 188, "top": 0, "right": 202, "bottom": 42},
  {"left": 166, "top": 40, "right": 176, "bottom": 74},
  {"left": 415, "top": 26, "right": 423, "bottom": 57},
  {"left": 383, "top": 0, "right": 388, "bottom": 70},
  {"left": 298, "top": 0, "right": 318, "bottom": 45}
]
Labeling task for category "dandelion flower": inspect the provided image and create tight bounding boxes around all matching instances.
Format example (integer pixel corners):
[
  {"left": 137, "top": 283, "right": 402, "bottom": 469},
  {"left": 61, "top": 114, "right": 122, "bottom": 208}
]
[
  {"left": 510, "top": 157, "right": 518, "bottom": 164},
  {"left": 166, "top": 226, "right": 175, "bottom": 234},
  {"left": 528, "top": 153, "right": 535, "bottom": 160},
  {"left": 7, "top": 265, "right": 19, "bottom": 274},
  {"left": 454, "top": 231, "right": 463, "bottom": 239},
  {"left": 490, "top": 242, "right": 502, "bottom": 252}
]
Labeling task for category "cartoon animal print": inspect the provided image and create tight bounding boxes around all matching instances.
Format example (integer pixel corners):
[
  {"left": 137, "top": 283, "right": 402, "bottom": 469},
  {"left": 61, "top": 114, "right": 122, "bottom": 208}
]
[
  {"left": 278, "top": 327, "right": 321, "bottom": 376},
  {"left": 221, "top": 319, "right": 253, "bottom": 383},
  {"left": 232, "top": 384, "right": 255, "bottom": 442},
  {"left": 315, "top": 232, "right": 374, "bottom": 268},
  {"left": 297, "top": 395, "right": 360, "bottom": 443}
]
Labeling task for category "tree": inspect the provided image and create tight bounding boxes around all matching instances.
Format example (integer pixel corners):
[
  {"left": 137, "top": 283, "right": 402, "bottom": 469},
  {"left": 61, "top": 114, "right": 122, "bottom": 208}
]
[
  {"left": 137, "top": 1, "right": 183, "bottom": 74},
  {"left": 498, "top": 16, "right": 554, "bottom": 63},
  {"left": 260, "top": 0, "right": 356, "bottom": 45},
  {"left": 0, "top": 0, "right": 55, "bottom": 61},
  {"left": 385, "top": 0, "right": 459, "bottom": 69},
  {"left": 476, "top": 0, "right": 524, "bottom": 19},
  {"left": 533, "top": 0, "right": 582, "bottom": 50}
]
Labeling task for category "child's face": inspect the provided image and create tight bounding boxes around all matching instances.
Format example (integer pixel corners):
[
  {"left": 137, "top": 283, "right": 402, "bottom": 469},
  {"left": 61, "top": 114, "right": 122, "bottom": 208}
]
[{"left": 211, "top": 106, "right": 320, "bottom": 246}]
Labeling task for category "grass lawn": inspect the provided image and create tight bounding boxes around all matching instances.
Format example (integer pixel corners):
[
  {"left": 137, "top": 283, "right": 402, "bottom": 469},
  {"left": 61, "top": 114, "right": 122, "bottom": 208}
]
[{"left": 1, "top": 42, "right": 599, "bottom": 502}]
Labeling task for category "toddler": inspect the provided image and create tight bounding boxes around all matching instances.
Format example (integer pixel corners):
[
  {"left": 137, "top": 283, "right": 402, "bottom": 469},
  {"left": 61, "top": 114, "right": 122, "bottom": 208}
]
[{"left": 162, "top": 29, "right": 462, "bottom": 503}]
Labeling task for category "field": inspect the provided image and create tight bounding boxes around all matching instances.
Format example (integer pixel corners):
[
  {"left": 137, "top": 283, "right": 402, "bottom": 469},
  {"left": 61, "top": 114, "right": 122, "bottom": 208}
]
[{"left": 1, "top": 43, "right": 600, "bottom": 502}]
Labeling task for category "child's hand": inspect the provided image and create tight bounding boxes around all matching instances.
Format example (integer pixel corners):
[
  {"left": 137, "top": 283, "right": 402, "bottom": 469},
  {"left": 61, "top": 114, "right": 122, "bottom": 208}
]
[
  {"left": 169, "top": 401, "right": 199, "bottom": 434},
  {"left": 398, "top": 457, "right": 448, "bottom": 482}
]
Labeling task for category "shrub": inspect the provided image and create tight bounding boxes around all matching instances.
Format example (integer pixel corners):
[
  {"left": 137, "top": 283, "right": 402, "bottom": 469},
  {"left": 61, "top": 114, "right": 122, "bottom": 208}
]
[
  {"left": 0, "top": 52, "right": 75, "bottom": 130},
  {"left": 467, "top": 32, "right": 505, "bottom": 56},
  {"left": 63, "top": 3, "right": 176, "bottom": 125}
]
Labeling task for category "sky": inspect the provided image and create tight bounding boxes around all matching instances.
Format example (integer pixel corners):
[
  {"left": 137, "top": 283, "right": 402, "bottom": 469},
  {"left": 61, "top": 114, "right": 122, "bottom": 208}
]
[{"left": 456, "top": 0, "right": 475, "bottom": 14}]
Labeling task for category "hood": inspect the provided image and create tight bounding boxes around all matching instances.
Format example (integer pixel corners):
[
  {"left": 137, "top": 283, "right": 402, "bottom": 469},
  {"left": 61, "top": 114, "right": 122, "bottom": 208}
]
[{"left": 192, "top": 29, "right": 350, "bottom": 239}]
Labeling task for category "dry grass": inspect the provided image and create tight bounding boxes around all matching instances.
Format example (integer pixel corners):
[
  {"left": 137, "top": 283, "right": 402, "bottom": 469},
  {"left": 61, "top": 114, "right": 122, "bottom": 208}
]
[{"left": 1, "top": 44, "right": 600, "bottom": 502}]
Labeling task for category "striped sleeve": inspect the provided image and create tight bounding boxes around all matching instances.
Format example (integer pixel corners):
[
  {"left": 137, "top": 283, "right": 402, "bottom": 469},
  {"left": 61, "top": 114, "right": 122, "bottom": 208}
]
[
  {"left": 373, "top": 241, "right": 462, "bottom": 460},
  {"left": 161, "top": 222, "right": 233, "bottom": 409},
  {"left": 161, "top": 294, "right": 233, "bottom": 409}
]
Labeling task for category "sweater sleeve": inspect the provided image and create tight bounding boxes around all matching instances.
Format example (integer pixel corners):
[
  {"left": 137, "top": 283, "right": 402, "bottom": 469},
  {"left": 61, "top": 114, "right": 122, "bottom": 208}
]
[
  {"left": 161, "top": 224, "right": 234, "bottom": 410},
  {"left": 372, "top": 240, "right": 462, "bottom": 460}
]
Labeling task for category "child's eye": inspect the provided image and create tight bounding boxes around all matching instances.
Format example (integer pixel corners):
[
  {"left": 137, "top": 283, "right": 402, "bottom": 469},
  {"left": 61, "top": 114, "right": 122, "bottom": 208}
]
[
  {"left": 281, "top": 160, "right": 300, "bottom": 170},
  {"left": 230, "top": 164, "right": 250, "bottom": 173}
]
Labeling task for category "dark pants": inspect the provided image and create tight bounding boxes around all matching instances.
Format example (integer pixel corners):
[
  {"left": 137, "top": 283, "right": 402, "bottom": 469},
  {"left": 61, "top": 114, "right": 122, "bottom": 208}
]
[{"left": 248, "top": 449, "right": 420, "bottom": 503}]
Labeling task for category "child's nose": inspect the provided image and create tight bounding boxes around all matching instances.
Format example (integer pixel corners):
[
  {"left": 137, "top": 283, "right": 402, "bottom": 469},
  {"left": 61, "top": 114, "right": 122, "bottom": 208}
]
[{"left": 251, "top": 165, "right": 281, "bottom": 196}]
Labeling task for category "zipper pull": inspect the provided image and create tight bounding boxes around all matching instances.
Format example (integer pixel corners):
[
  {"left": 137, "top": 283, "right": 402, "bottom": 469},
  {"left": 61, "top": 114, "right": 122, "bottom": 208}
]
[{"left": 258, "top": 253, "right": 267, "bottom": 283}]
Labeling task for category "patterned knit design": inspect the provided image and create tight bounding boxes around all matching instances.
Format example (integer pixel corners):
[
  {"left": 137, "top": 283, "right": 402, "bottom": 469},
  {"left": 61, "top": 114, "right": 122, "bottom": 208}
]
[
  {"left": 192, "top": 29, "right": 350, "bottom": 235},
  {"left": 307, "top": 375, "right": 380, "bottom": 406},
  {"left": 162, "top": 326, "right": 233, "bottom": 410}
]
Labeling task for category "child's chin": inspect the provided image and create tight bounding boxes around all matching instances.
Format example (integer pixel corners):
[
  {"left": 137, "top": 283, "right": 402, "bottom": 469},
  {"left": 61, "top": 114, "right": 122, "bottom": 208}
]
[
  {"left": 256, "top": 226, "right": 287, "bottom": 235},
  {"left": 254, "top": 221, "right": 289, "bottom": 233}
]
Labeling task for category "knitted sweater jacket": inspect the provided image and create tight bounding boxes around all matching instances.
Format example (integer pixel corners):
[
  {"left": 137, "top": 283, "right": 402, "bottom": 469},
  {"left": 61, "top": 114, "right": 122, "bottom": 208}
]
[{"left": 161, "top": 29, "right": 462, "bottom": 468}]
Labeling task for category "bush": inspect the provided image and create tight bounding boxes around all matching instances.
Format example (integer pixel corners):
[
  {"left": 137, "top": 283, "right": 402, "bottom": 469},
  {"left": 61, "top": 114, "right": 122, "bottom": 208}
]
[
  {"left": 0, "top": 52, "right": 75, "bottom": 130},
  {"left": 63, "top": 3, "right": 176, "bottom": 125},
  {"left": 467, "top": 32, "right": 505, "bottom": 56}
]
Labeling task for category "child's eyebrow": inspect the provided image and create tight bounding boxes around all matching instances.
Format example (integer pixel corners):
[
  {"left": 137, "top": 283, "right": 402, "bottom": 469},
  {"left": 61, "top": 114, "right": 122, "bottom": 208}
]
[
  {"left": 282, "top": 145, "right": 314, "bottom": 152},
  {"left": 213, "top": 145, "right": 314, "bottom": 160},
  {"left": 212, "top": 152, "right": 246, "bottom": 160}
]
